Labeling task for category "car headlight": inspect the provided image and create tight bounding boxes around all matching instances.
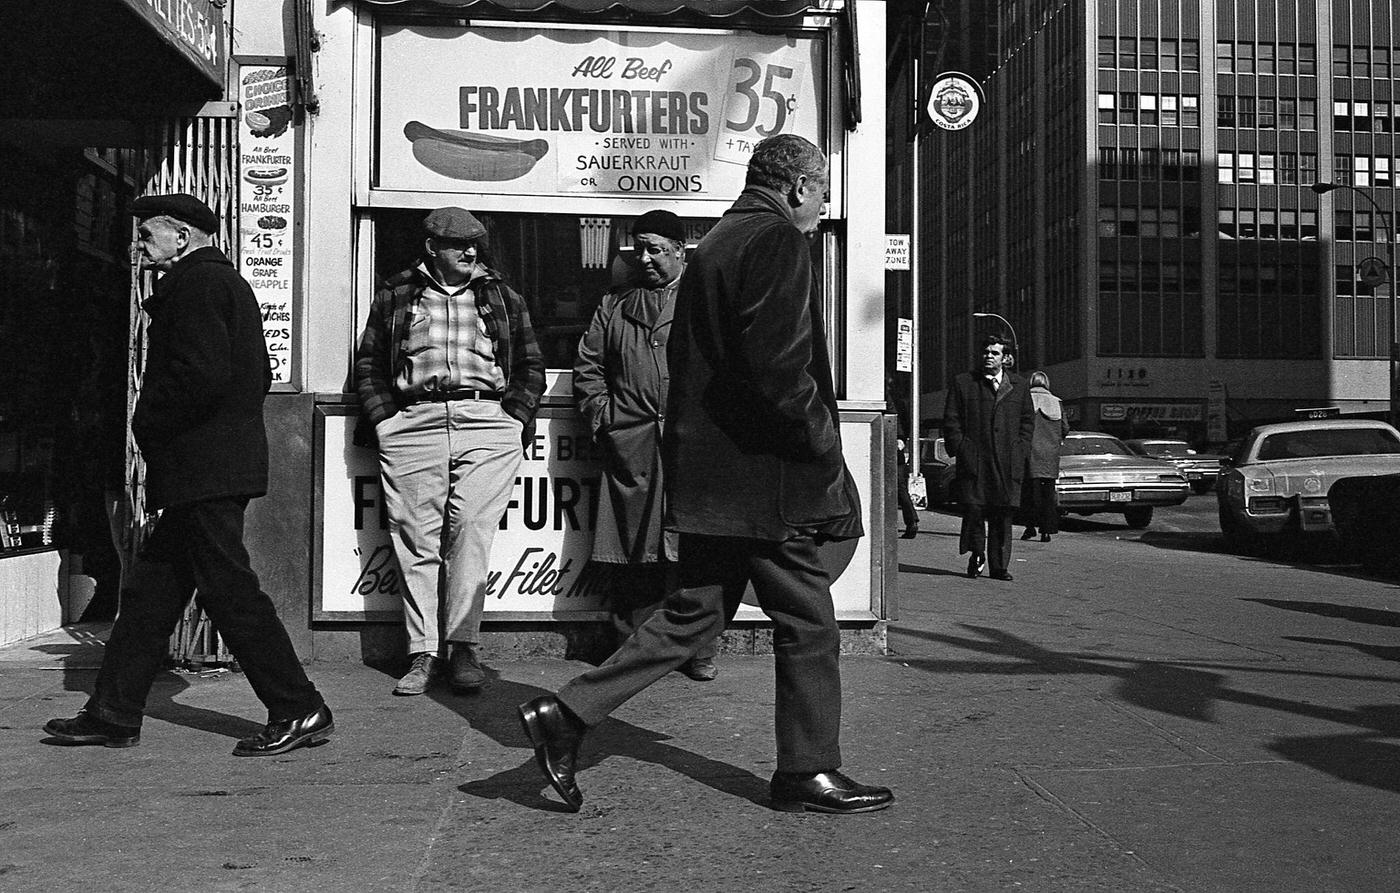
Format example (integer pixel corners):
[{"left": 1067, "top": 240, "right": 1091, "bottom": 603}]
[
  {"left": 1159, "top": 474, "right": 1185, "bottom": 482},
  {"left": 1059, "top": 476, "right": 1083, "bottom": 484}
]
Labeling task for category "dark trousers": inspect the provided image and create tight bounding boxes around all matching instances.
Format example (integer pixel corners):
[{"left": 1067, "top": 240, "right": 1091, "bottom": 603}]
[
  {"left": 896, "top": 465, "right": 918, "bottom": 530},
  {"left": 88, "top": 497, "right": 323, "bottom": 728},
  {"left": 559, "top": 533, "right": 842, "bottom": 774},
  {"left": 607, "top": 562, "right": 717, "bottom": 662},
  {"left": 959, "top": 505, "right": 1014, "bottom": 574},
  {"left": 1023, "top": 478, "right": 1059, "bottom": 534}
]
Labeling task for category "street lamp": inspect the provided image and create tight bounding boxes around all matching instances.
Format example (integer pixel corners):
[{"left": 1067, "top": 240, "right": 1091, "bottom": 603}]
[
  {"left": 1311, "top": 181, "right": 1399, "bottom": 428},
  {"left": 972, "top": 311, "right": 1019, "bottom": 365}
]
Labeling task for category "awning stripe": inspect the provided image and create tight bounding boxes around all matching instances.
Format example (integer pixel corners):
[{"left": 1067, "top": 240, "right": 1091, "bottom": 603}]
[{"left": 352, "top": 0, "right": 814, "bottom": 18}]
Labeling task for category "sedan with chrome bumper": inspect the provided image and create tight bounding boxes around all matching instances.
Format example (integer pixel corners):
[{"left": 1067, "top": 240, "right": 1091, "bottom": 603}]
[
  {"left": 1124, "top": 438, "right": 1227, "bottom": 494},
  {"left": 1216, "top": 418, "right": 1400, "bottom": 552},
  {"left": 1056, "top": 432, "right": 1190, "bottom": 529}
]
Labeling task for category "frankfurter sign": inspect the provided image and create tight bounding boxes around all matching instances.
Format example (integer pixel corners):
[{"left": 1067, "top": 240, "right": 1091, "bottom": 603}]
[{"left": 375, "top": 23, "right": 825, "bottom": 200}]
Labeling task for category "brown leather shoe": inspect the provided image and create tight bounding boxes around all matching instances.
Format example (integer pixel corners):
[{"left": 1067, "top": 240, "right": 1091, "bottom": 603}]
[
  {"left": 233, "top": 705, "right": 334, "bottom": 757},
  {"left": 394, "top": 652, "right": 440, "bottom": 696},
  {"left": 449, "top": 643, "right": 488, "bottom": 692},
  {"left": 518, "top": 696, "right": 585, "bottom": 811},
  {"left": 770, "top": 770, "right": 894, "bottom": 814},
  {"left": 43, "top": 712, "right": 140, "bottom": 748}
]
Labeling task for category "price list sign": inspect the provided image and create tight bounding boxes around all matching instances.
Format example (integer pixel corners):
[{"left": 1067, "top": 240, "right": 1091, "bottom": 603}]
[{"left": 237, "top": 63, "right": 296, "bottom": 383}]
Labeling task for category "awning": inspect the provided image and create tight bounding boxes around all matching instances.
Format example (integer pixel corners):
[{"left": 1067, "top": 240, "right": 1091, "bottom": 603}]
[
  {"left": 352, "top": 0, "right": 815, "bottom": 20},
  {"left": 0, "top": 0, "right": 226, "bottom": 119}
]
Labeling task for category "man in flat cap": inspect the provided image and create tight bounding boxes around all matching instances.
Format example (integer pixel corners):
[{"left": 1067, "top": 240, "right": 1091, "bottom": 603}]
[
  {"left": 354, "top": 207, "right": 545, "bottom": 696},
  {"left": 573, "top": 210, "right": 719, "bottom": 682},
  {"left": 45, "top": 193, "right": 333, "bottom": 756}
]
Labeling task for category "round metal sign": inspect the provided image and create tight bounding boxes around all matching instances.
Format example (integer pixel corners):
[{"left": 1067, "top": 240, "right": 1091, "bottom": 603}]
[
  {"left": 927, "top": 73, "right": 982, "bottom": 131},
  {"left": 1358, "top": 256, "right": 1389, "bottom": 288}
]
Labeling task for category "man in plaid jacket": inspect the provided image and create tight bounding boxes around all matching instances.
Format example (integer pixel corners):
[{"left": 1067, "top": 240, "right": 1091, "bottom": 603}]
[{"left": 354, "top": 207, "right": 544, "bottom": 696}]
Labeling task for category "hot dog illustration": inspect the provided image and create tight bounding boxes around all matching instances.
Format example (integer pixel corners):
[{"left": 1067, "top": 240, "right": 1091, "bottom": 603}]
[
  {"left": 403, "top": 121, "right": 549, "bottom": 182},
  {"left": 244, "top": 167, "right": 289, "bottom": 186}
]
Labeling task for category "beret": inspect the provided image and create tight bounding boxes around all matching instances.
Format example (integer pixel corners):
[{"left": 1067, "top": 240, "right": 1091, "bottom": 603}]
[
  {"left": 424, "top": 207, "right": 487, "bottom": 241},
  {"left": 130, "top": 193, "right": 219, "bottom": 234},
  {"left": 632, "top": 209, "right": 686, "bottom": 243}
]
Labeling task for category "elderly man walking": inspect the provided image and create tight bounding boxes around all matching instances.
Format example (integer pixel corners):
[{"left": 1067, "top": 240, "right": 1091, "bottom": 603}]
[
  {"left": 44, "top": 194, "right": 332, "bottom": 755},
  {"left": 574, "top": 209, "right": 719, "bottom": 682},
  {"left": 519, "top": 134, "right": 894, "bottom": 816}
]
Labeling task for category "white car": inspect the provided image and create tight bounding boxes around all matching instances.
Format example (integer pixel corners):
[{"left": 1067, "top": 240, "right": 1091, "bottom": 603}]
[{"left": 1056, "top": 432, "right": 1190, "bottom": 529}]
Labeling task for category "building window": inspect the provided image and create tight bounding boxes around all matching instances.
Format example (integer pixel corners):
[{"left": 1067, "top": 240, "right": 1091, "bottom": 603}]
[
  {"left": 1334, "top": 155, "right": 1353, "bottom": 184},
  {"left": 1333, "top": 44, "right": 1350, "bottom": 77},
  {"left": 1097, "top": 206, "right": 1117, "bottom": 236},
  {"left": 1162, "top": 207, "right": 1181, "bottom": 237},
  {"left": 1377, "top": 157, "right": 1392, "bottom": 187},
  {"left": 1334, "top": 101, "right": 1352, "bottom": 131},
  {"left": 1182, "top": 95, "right": 1200, "bottom": 127},
  {"left": 1183, "top": 39, "right": 1200, "bottom": 71},
  {"left": 1162, "top": 95, "right": 1179, "bottom": 126},
  {"left": 1354, "top": 46, "right": 1370, "bottom": 78},
  {"left": 1356, "top": 210, "right": 1374, "bottom": 241},
  {"left": 1098, "top": 36, "right": 1116, "bottom": 68},
  {"left": 1139, "top": 207, "right": 1159, "bottom": 237},
  {"left": 1097, "top": 92, "right": 1116, "bottom": 123},
  {"left": 1337, "top": 210, "right": 1353, "bottom": 241},
  {"left": 1239, "top": 209, "right": 1257, "bottom": 239},
  {"left": 1300, "top": 99, "right": 1317, "bottom": 130},
  {"left": 1279, "top": 43, "right": 1297, "bottom": 75},
  {"left": 1280, "top": 152, "right": 1298, "bottom": 185},
  {"left": 1279, "top": 98, "right": 1297, "bottom": 129},
  {"left": 1183, "top": 150, "right": 1202, "bottom": 182},
  {"left": 1237, "top": 42, "right": 1255, "bottom": 74},
  {"left": 1099, "top": 148, "right": 1118, "bottom": 179},
  {"left": 1377, "top": 47, "right": 1391, "bottom": 79},
  {"left": 1119, "top": 36, "right": 1136, "bottom": 69},
  {"left": 1281, "top": 209, "right": 1298, "bottom": 239},
  {"left": 1258, "top": 43, "right": 1276, "bottom": 74},
  {"left": 1121, "top": 148, "right": 1139, "bottom": 179},
  {"left": 1141, "top": 38, "right": 1158, "bottom": 70},
  {"left": 1119, "top": 92, "right": 1137, "bottom": 124},
  {"left": 1375, "top": 102, "right": 1392, "bottom": 133},
  {"left": 1140, "top": 93, "right": 1158, "bottom": 125},
  {"left": 1219, "top": 208, "right": 1236, "bottom": 239},
  {"left": 1218, "top": 95, "right": 1236, "bottom": 127},
  {"left": 1238, "top": 152, "right": 1256, "bottom": 183},
  {"left": 1219, "top": 152, "right": 1234, "bottom": 183},
  {"left": 1161, "top": 38, "right": 1179, "bottom": 71},
  {"left": 1119, "top": 207, "right": 1139, "bottom": 237},
  {"left": 1356, "top": 156, "right": 1371, "bottom": 187},
  {"left": 1260, "top": 209, "right": 1278, "bottom": 239},
  {"left": 1259, "top": 98, "right": 1276, "bottom": 128},
  {"left": 1300, "top": 153, "right": 1318, "bottom": 183},
  {"left": 1353, "top": 101, "right": 1370, "bottom": 132},
  {"left": 1336, "top": 264, "right": 1356, "bottom": 295},
  {"left": 1259, "top": 153, "right": 1276, "bottom": 185},
  {"left": 1238, "top": 96, "right": 1257, "bottom": 128},
  {"left": 1217, "top": 41, "right": 1234, "bottom": 73}
]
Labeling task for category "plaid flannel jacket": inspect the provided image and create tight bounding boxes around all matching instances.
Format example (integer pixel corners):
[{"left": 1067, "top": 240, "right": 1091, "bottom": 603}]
[{"left": 354, "top": 265, "right": 545, "bottom": 429}]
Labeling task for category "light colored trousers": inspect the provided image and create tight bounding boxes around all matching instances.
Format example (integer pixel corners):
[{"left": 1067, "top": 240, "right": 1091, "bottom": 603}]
[{"left": 375, "top": 399, "right": 523, "bottom": 655}]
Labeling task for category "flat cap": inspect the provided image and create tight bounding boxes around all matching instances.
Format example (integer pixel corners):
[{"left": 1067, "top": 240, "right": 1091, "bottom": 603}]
[
  {"left": 424, "top": 207, "right": 487, "bottom": 241},
  {"left": 633, "top": 209, "right": 686, "bottom": 243},
  {"left": 130, "top": 193, "right": 219, "bottom": 234}
]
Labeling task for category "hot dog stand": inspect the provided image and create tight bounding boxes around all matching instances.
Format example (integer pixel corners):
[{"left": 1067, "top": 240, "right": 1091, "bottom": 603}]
[{"left": 225, "top": 0, "right": 892, "bottom": 660}]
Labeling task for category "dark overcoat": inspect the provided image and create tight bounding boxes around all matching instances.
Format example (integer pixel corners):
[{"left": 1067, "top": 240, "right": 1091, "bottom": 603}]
[
  {"left": 132, "top": 246, "right": 271, "bottom": 510},
  {"left": 664, "top": 186, "right": 861, "bottom": 542},
  {"left": 573, "top": 281, "right": 677, "bottom": 563},
  {"left": 1027, "top": 386, "right": 1070, "bottom": 479},
  {"left": 942, "top": 370, "right": 1034, "bottom": 508}
]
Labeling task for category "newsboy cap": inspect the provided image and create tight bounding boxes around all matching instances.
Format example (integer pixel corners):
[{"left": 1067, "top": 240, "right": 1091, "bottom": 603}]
[
  {"left": 633, "top": 209, "right": 686, "bottom": 243},
  {"left": 130, "top": 193, "right": 219, "bottom": 234},
  {"left": 423, "top": 207, "right": 487, "bottom": 241}
]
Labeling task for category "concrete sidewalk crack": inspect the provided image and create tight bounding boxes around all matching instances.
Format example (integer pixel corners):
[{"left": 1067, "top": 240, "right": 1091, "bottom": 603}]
[{"left": 407, "top": 789, "right": 458, "bottom": 893}]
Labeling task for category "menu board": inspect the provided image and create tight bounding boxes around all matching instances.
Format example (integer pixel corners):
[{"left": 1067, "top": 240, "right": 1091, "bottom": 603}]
[
  {"left": 237, "top": 63, "right": 296, "bottom": 383},
  {"left": 376, "top": 23, "right": 826, "bottom": 200}
]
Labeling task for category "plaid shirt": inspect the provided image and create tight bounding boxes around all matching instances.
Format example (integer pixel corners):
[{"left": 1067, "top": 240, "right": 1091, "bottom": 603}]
[{"left": 354, "top": 264, "right": 545, "bottom": 428}]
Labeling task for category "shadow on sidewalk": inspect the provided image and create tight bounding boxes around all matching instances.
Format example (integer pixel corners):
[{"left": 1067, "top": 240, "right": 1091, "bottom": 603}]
[{"left": 421, "top": 675, "right": 768, "bottom": 812}]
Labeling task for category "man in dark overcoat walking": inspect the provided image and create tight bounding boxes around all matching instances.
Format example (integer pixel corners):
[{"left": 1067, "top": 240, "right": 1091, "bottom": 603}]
[
  {"left": 943, "top": 334, "right": 1034, "bottom": 581},
  {"left": 44, "top": 194, "right": 331, "bottom": 755},
  {"left": 519, "top": 134, "right": 893, "bottom": 816}
]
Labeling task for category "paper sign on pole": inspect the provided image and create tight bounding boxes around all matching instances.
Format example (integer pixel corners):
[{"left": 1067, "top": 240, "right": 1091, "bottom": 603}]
[{"left": 886, "top": 234, "right": 910, "bottom": 270}]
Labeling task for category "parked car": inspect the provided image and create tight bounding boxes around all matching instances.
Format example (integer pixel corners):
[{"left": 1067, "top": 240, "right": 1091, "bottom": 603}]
[
  {"left": 917, "top": 436, "right": 957, "bottom": 507},
  {"left": 1123, "top": 438, "right": 1227, "bottom": 494},
  {"left": 1216, "top": 418, "right": 1400, "bottom": 553},
  {"left": 1056, "top": 431, "right": 1190, "bottom": 528}
]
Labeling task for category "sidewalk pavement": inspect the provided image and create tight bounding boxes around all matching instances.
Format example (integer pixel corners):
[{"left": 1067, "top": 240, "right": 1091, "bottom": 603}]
[{"left": 2, "top": 505, "right": 1399, "bottom": 892}]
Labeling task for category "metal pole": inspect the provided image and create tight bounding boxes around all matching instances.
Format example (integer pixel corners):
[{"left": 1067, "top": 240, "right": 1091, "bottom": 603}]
[{"left": 909, "top": 18, "right": 922, "bottom": 451}]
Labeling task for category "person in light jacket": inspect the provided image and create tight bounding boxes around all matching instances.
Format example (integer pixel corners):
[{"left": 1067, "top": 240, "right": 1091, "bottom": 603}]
[
  {"left": 1020, "top": 371, "right": 1070, "bottom": 542},
  {"left": 573, "top": 209, "right": 719, "bottom": 682}
]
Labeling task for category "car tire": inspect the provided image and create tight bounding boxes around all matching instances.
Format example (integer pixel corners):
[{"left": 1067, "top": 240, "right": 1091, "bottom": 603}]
[
  {"left": 1218, "top": 504, "right": 1261, "bottom": 555},
  {"left": 1191, "top": 481, "right": 1214, "bottom": 495},
  {"left": 1123, "top": 506, "right": 1153, "bottom": 529}
]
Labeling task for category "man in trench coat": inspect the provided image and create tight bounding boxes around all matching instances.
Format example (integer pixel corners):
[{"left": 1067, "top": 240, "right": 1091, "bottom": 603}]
[
  {"left": 573, "top": 209, "right": 718, "bottom": 681},
  {"left": 519, "top": 134, "right": 893, "bottom": 816},
  {"left": 943, "top": 334, "right": 1035, "bottom": 581}
]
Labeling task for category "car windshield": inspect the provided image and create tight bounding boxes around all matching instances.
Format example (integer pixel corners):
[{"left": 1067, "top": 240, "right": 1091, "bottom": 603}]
[
  {"left": 1142, "top": 441, "right": 1190, "bottom": 456},
  {"left": 1064, "top": 436, "right": 1134, "bottom": 457},
  {"left": 1256, "top": 427, "right": 1400, "bottom": 461}
]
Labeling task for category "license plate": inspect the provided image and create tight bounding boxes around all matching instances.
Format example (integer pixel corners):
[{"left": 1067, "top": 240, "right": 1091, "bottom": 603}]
[
  {"left": 1188, "top": 473, "right": 1202, "bottom": 480},
  {"left": 1110, "top": 491, "right": 1131, "bottom": 502}
]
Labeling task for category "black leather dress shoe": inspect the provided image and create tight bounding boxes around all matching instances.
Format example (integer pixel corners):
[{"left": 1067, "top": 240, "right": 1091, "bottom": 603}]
[
  {"left": 990, "top": 570, "right": 1014, "bottom": 581},
  {"left": 519, "top": 696, "right": 585, "bottom": 811},
  {"left": 233, "top": 705, "right": 334, "bottom": 757},
  {"left": 43, "top": 712, "right": 140, "bottom": 748},
  {"left": 966, "top": 554, "right": 985, "bottom": 578},
  {"left": 770, "top": 770, "right": 894, "bottom": 814},
  {"left": 1020, "top": 528, "right": 1037, "bottom": 540}
]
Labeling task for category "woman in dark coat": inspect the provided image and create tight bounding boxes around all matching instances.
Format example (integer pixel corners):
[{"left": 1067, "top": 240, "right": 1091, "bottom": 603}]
[
  {"left": 573, "top": 210, "right": 718, "bottom": 680},
  {"left": 1021, "top": 371, "right": 1070, "bottom": 542}
]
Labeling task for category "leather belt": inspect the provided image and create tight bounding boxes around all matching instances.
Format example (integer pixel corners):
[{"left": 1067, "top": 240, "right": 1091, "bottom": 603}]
[{"left": 404, "top": 388, "right": 503, "bottom": 405}]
